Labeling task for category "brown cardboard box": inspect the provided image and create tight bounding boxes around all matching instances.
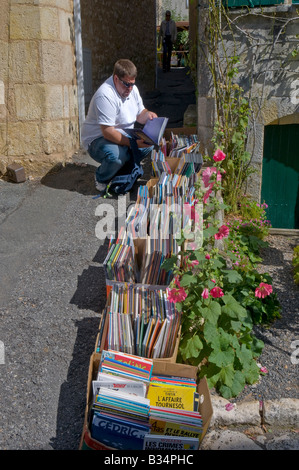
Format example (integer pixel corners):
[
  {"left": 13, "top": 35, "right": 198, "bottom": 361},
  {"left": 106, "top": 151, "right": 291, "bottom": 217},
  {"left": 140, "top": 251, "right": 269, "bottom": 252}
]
[
  {"left": 79, "top": 353, "right": 213, "bottom": 450},
  {"left": 164, "top": 127, "right": 198, "bottom": 141}
]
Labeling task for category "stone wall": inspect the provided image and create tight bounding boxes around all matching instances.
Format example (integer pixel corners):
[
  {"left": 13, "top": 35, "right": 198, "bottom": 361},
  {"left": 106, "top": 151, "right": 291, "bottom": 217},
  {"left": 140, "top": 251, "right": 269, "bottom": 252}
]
[
  {"left": 0, "top": 0, "right": 79, "bottom": 177},
  {"left": 197, "top": 3, "right": 299, "bottom": 200},
  {"left": 80, "top": 0, "right": 156, "bottom": 102}
]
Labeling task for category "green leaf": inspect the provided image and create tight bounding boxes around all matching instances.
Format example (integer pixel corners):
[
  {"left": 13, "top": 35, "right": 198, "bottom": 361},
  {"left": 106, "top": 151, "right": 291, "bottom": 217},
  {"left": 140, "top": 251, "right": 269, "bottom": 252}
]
[
  {"left": 200, "top": 301, "right": 221, "bottom": 325},
  {"left": 209, "top": 344, "right": 235, "bottom": 367},
  {"left": 199, "top": 363, "right": 221, "bottom": 387},
  {"left": 203, "top": 226, "right": 218, "bottom": 239},
  {"left": 221, "top": 294, "right": 247, "bottom": 320},
  {"left": 243, "top": 360, "right": 260, "bottom": 384},
  {"left": 180, "top": 334, "right": 203, "bottom": 360},
  {"left": 203, "top": 321, "right": 218, "bottom": 344},
  {"left": 180, "top": 273, "right": 196, "bottom": 287},
  {"left": 161, "top": 255, "right": 178, "bottom": 272},
  {"left": 223, "top": 269, "right": 243, "bottom": 284},
  {"left": 219, "top": 365, "right": 235, "bottom": 387},
  {"left": 251, "top": 336, "right": 264, "bottom": 358},
  {"left": 219, "top": 371, "right": 246, "bottom": 398}
]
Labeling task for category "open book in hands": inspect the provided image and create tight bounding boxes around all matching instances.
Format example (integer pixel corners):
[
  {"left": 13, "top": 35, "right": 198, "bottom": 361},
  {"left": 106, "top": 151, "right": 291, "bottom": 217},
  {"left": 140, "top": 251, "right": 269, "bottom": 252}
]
[{"left": 124, "top": 117, "right": 168, "bottom": 150}]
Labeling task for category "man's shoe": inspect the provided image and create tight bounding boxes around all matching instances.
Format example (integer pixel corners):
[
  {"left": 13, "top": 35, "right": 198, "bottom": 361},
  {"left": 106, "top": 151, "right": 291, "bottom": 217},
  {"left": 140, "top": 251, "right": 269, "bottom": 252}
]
[{"left": 95, "top": 178, "right": 107, "bottom": 193}]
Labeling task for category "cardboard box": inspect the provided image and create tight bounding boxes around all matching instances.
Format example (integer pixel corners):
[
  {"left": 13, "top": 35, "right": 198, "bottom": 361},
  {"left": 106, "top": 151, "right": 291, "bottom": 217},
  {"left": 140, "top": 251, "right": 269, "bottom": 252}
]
[
  {"left": 79, "top": 353, "right": 213, "bottom": 450},
  {"left": 164, "top": 127, "right": 198, "bottom": 141}
]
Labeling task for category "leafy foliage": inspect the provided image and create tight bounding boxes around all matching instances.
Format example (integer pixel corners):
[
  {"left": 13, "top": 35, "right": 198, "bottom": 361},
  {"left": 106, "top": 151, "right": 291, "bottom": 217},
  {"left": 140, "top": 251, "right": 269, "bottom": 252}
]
[
  {"left": 164, "top": 152, "right": 280, "bottom": 399},
  {"left": 292, "top": 245, "right": 299, "bottom": 285}
]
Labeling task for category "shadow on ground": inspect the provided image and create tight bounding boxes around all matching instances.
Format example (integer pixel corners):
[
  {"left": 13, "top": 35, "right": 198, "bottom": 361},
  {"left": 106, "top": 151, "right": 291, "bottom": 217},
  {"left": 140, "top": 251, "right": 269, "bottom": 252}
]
[{"left": 41, "top": 162, "right": 98, "bottom": 196}]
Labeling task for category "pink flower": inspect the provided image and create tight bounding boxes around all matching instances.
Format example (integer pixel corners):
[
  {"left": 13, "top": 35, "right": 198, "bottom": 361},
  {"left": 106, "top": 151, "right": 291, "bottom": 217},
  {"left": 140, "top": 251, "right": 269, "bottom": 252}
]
[
  {"left": 205, "top": 253, "right": 211, "bottom": 260},
  {"left": 201, "top": 288, "right": 209, "bottom": 299},
  {"left": 260, "top": 366, "right": 268, "bottom": 374},
  {"left": 213, "top": 149, "right": 226, "bottom": 162},
  {"left": 225, "top": 403, "right": 236, "bottom": 412},
  {"left": 202, "top": 167, "right": 222, "bottom": 188},
  {"left": 214, "top": 225, "right": 230, "bottom": 240},
  {"left": 210, "top": 286, "right": 224, "bottom": 298},
  {"left": 203, "top": 186, "right": 213, "bottom": 204},
  {"left": 255, "top": 283, "right": 273, "bottom": 299},
  {"left": 167, "top": 286, "right": 187, "bottom": 303},
  {"left": 190, "top": 259, "right": 199, "bottom": 268}
]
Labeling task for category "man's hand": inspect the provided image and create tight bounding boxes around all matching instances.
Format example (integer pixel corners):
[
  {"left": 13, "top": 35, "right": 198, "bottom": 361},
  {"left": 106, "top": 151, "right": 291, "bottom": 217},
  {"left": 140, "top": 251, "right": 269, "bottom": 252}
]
[
  {"left": 136, "top": 139, "right": 152, "bottom": 148},
  {"left": 147, "top": 111, "right": 158, "bottom": 120},
  {"left": 137, "top": 109, "right": 158, "bottom": 125}
]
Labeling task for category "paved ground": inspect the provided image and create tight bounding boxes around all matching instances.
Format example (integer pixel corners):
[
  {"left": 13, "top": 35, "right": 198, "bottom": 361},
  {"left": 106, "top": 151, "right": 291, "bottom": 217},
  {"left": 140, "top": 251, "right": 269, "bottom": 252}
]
[{"left": 0, "top": 66, "right": 298, "bottom": 452}]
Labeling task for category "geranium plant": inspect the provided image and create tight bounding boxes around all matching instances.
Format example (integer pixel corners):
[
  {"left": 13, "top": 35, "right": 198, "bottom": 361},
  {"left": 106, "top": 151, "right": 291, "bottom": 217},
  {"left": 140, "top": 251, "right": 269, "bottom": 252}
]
[{"left": 163, "top": 149, "right": 278, "bottom": 399}]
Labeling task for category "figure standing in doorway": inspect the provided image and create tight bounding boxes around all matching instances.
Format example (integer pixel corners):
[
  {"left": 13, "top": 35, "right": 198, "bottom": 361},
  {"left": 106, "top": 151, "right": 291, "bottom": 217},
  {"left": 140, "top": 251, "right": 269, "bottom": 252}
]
[{"left": 158, "top": 10, "right": 177, "bottom": 72}]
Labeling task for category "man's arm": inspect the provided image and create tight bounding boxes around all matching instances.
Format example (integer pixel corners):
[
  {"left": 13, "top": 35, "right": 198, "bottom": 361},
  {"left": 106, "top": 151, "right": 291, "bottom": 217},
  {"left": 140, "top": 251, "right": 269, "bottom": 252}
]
[{"left": 101, "top": 125, "right": 131, "bottom": 147}]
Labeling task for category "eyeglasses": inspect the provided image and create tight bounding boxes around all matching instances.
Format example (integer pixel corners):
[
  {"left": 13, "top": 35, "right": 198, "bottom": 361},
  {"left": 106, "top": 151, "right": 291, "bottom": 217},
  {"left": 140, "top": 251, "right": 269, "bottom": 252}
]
[{"left": 118, "top": 77, "right": 135, "bottom": 88}]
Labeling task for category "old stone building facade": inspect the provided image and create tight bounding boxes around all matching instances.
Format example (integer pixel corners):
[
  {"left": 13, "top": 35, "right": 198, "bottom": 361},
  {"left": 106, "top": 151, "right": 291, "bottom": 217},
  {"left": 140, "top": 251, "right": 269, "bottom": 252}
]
[
  {"left": 197, "top": 1, "right": 299, "bottom": 228},
  {"left": 0, "top": 0, "right": 156, "bottom": 178}
]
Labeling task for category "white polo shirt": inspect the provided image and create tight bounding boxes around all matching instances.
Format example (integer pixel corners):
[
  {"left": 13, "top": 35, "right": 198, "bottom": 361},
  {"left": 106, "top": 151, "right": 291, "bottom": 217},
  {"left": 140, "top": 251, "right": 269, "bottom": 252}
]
[{"left": 81, "top": 75, "right": 145, "bottom": 149}]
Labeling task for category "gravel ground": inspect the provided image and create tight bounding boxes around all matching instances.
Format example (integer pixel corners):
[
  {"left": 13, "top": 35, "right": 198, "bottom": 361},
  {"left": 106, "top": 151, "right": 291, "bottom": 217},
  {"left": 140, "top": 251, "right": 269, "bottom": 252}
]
[{"left": 233, "top": 233, "right": 299, "bottom": 403}]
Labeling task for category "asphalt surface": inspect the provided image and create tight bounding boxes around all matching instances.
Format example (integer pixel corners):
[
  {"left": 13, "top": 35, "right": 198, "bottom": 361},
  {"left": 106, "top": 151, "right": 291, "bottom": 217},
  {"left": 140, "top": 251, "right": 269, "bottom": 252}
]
[
  {"left": 0, "top": 67, "right": 298, "bottom": 451},
  {"left": 0, "top": 67, "right": 196, "bottom": 451}
]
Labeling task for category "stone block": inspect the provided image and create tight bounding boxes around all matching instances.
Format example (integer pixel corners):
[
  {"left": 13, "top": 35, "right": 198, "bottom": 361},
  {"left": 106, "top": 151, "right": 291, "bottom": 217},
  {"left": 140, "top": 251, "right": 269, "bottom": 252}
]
[
  {"left": 58, "top": 9, "right": 73, "bottom": 43},
  {"left": 10, "top": 5, "right": 42, "bottom": 40},
  {"left": 41, "top": 120, "right": 65, "bottom": 154},
  {"left": 41, "top": 42, "right": 74, "bottom": 84},
  {"left": 6, "top": 163, "right": 26, "bottom": 183},
  {"left": 7, "top": 121, "right": 41, "bottom": 155},
  {"left": 183, "top": 104, "right": 197, "bottom": 127},
  {"left": 9, "top": 41, "right": 40, "bottom": 82},
  {"left": 44, "top": 85, "right": 64, "bottom": 120},
  {"left": 10, "top": 5, "right": 59, "bottom": 41},
  {"left": 14, "top": 84, "right": 45, "bottom": 120},
  {"left": 197, "top": 97, "right": 216, "bottom": 129},
  {"left": 0, "top": 41, "right": 9, "bottom": 82}
]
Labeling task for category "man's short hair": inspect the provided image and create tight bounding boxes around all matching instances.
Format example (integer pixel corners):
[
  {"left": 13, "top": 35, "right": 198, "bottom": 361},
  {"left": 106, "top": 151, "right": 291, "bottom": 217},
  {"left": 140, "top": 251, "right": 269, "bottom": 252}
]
[{"left": 113, "top": 59, "right": 137, "bottom": 79}]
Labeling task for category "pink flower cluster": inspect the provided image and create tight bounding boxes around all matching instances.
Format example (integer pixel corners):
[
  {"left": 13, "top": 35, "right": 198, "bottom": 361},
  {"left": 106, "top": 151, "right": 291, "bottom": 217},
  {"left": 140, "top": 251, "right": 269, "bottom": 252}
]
[
  {"left": 167, "top": 276, "right": 187, "bottom": 304},
  {"left": 202, "top": 149, "right": 226, "bottom": 204},
  {"left": 201, "top": 285, "right": 224, "bottom": 299},
  {"left": 255, "top": 282, "right": 273, "bottom": 299},
  {"left": 215, "top": 224, "right": 230, "bottom": 240}
]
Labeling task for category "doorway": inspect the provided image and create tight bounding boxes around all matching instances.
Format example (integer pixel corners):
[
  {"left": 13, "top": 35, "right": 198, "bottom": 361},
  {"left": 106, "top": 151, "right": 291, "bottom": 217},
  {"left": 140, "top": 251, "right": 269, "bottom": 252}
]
[{"left": 261, "top": 123, "right": 299, "bottom": 229}]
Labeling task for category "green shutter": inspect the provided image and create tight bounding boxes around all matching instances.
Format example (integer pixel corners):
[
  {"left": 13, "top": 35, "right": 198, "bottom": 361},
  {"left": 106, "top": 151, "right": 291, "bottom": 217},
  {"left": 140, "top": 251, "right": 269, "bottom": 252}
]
[
  {"left": 224, "top": 0, "right": 284, "bottom": 7},
  {"left": 261, "top": 124, "right": 299, "bottom": 229}
]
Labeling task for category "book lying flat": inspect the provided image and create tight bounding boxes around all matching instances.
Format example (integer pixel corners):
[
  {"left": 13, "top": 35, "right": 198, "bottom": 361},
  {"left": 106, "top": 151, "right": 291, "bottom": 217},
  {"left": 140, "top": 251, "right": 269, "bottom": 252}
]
[{"left": 124, "top": 117, "right": 169, "bottom": 151}]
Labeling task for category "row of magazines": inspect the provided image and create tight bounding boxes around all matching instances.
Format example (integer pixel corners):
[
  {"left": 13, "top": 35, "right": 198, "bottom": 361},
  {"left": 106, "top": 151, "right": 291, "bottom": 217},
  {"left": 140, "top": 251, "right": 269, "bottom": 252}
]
[
  {"left": 86, "top": 132, "right": 207, "bottom": 450},
  {"left": 101, "top": 132, "right": 204, "bottom": 360},
  {"left": 88, "top": 350, "right": 203, "bottom": 450}
]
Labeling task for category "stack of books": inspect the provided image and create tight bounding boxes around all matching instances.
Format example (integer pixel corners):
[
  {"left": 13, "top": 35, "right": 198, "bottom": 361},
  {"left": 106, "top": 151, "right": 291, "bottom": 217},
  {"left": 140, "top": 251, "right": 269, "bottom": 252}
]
[
  {"left": 168, "top": 133, "right": 199, "bottom": 157},
  {"left": 104, "top": 284, "right": 181, "bottom": 358},
  {"left": 89, "top": 351, "right": 203, "bottom": 450},
  {"left": 90, "top": 350, "right": 152, "bottom": 450},
  {"left": 145, "top": 372, "right": 203, "bottom": 449},
  {"left": 151, "top": 133, "right": 202, "bottom": 179}
]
